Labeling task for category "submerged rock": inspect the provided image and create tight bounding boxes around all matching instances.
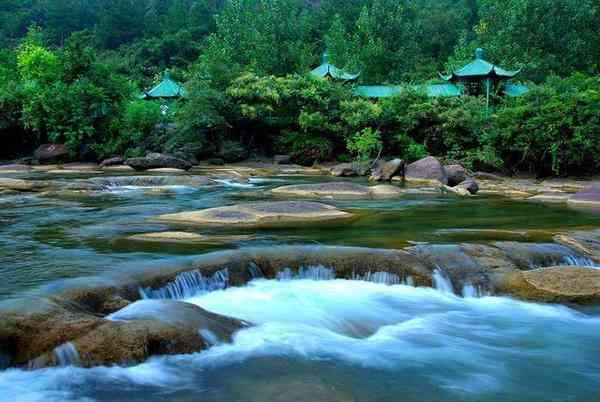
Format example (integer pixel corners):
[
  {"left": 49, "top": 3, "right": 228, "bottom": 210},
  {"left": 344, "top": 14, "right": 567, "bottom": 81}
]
[
  {"left": 0, "top": 178, "right": 50, "bottom": 192},
  {"left": 501, "top": 267, "right": 600, "bottom": 304},
  {"left": 157, "top": 201, "right": 353, "bottom": 227},
  {"left": 405, "top": 156, "right": 448, "bottom": 185},
  {"left": 126, "top": 152, "right": 193, "bottom": 171},
  {"left": 457, "top": 179, "right": 479, "bottom": 195}
]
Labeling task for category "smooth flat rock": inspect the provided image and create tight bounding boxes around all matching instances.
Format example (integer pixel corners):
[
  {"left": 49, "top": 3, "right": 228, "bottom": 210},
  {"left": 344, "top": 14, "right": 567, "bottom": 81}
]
[
  {"left": 102, "top": 165, "right": 135, "bottom": 172},
  {"left": 272, "top": 182, "right": 403, "bottom": 198},
  {"left": 568, "top": 186, "right": 600, "bottom": 208},
  {"left": 157, "top": 201, "right": 352, "bottom": 226},
  {"left": 146, "top": 168, "right": 188, "bottom": 173},
  {"left": 527, "top": 192, "right": 570, "bottom": 203},
  {"left": 46, "top": 169, "right": 103, "bottom": 175},
  {"left": 503, "top": 267, "right": 600, "bottom": 304},
  {"left": 554, "top": 230, "right": 600, "bottom": 261},
  {"left": 127, "top": 232, "right": 254, "bottom": 244}
]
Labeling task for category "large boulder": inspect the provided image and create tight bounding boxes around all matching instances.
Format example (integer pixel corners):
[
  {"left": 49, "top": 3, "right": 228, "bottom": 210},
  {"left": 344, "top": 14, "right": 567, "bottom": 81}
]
[
  {"left": 0, "top": 298, "right": 104, "bottom": 367},
  {"left": 500, "top": 267, "right": 600, "bottom": 304},
  {"left": 405, "top": 156, "right": 448, "bottom": 185},
  {"left": 157, "top": 201, "right": 353, "bottom": 227},
  {"left": 444, "top": 164, "right": 467, "bottom": 186},
  {"left": 271, "top": 182, "right": 403, "bottom": 198},
  {"left": 29, "top": 300, "right": 247, "bottom": 368},
  {"left": 568, "top": 185, "right": 600, "bottom": 208},
  {"left": 34, "top": 143, "right": 69, "bottom": 164},
  {"left": 126, "top": 153, "right": 193, "bottom": 171},
  {"left": 369, "top": 159, "right": 404, "bottom": 182}
]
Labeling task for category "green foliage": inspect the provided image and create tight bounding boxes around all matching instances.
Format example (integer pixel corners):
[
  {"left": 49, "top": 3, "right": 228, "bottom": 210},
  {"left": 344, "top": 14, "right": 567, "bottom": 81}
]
[
  {"left": 485, "top": 74, "right": 600, "bottom": 175},
  {"left": 346, "top": 127, "right": 382, "bottom": 162}
]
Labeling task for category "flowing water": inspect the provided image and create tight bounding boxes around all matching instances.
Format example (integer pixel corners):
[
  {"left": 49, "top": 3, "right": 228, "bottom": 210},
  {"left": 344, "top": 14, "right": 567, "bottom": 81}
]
[{"left": 1, "top": 171, "right": 600, "bottom": 401}]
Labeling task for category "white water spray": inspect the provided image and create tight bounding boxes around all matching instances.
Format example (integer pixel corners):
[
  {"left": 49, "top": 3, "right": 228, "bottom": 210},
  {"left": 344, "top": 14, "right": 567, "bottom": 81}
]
[{"left": 139, "top": 269, "right": 229, "bottom": 299}]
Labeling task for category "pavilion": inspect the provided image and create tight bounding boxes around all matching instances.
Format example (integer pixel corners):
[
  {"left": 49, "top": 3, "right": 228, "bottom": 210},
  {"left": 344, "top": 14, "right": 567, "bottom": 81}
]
[
  {"left": 440, "top": 48, "right": 525, "bottom": 106},
  {"left": 139, "top": 70, "right": 187, "bottom": 100}
]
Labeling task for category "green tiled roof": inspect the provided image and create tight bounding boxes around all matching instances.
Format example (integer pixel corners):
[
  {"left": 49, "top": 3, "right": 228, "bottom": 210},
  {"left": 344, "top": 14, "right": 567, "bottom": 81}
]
[
  {"left": 440, "top": 48, "right": 520, "bottom": 82},
  {"left": 354, "top": 84, "right": 462, "bottom": 98},
  {"left": 504, "top": 83, "right": 530, "bottom": 97},
  {"left": 140, "top": 71, "right": 187, "bottom": 99},
  {"left": 310, "top": 52, "right": 360, "bottom": 81}
]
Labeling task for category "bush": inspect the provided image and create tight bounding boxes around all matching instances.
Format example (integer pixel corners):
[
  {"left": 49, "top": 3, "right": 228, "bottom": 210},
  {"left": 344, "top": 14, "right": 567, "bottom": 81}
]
[
  {"left": 486, "top": 74, "right": 600, "bottom": 176},
  {"left": 346, "top": 127, "right": 382, "bottom": 162}
]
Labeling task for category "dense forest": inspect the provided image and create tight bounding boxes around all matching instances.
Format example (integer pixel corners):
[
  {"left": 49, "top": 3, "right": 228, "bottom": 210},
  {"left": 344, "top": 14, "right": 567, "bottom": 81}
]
[{"left": 1, "top": 0, "right": 599, "bottom": 176}]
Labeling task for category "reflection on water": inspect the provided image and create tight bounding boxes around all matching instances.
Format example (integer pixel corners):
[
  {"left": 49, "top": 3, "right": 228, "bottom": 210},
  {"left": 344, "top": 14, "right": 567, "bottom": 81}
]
[{"left": 1, "top": 173, "right": 600, "bottom": 298}]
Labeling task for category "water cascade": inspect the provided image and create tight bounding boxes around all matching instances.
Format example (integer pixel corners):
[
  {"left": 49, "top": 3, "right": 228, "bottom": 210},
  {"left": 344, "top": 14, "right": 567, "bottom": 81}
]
[
  {"left": 139, "top": 269, "right": 229, "bottom": 299},
  {"left": 53, "top": 342, "right": 80, "bottom": 367},
  {"left": 432, "top": 268, "right": 454, "bottom": 294},
  {"left": 353, "top": 271, "right": 415, "bottom": 286},
  {"left": 276, "top": 265, "right": 335, "bottom": 281}
]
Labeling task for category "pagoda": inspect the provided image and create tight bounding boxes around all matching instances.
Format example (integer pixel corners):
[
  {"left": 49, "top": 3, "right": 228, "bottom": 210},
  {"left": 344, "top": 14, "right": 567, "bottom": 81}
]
[
  {"left": 139, "top": 70, "right": 187, "bottom": 100},
  {"left": 440, "top": 48, "right": 520, "bottom": 107},
  {"left": 310, "top": 52, "right": 360, "bottom": 82}
]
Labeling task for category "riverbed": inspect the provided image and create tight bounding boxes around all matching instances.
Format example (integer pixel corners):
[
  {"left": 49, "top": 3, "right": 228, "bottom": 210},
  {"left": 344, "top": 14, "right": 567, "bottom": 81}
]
[{"left": 1, "top": 169, "right": 599, "bottom": 401}]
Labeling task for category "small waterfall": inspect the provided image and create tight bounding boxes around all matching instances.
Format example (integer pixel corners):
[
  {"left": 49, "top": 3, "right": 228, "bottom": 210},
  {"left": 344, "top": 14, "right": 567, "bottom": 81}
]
[
  {"left": 53, "top": 342, "right": 79, "bottom": 367},
  {"left": 276, "top": 266, "right": 335, "bottom": 281},
  {"left": 353, "top": 271, "right": 415, "bottom": 286},
  {"left": 461, "top": 282, "right": 490, "bottom": 298},
  {"left": 140, "top": 269, "right": 229, "bottom": 299},
  {"left": 432, "top": 269, "right": 454, "bottom": 294},
  {"left": 248, "top": 263, "right": 264, "bottom": 279},
  {"left": 562, "top": 255, "right": 599, "bottom": 268},
  {"left": 199, "top": 329, "right": 221, "bottom": 346}
]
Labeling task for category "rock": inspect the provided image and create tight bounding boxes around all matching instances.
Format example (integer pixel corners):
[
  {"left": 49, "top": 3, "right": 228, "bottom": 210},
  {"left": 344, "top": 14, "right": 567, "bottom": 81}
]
[
  {"left": 271, "top": 182, "right": 404, "bottom": 198},
  {"left": 369, "top": 159, "right": 404, "bottom": 182},
  {"left": 369, "top": 184, "right": 404, "bottom": 197},
  {"left": 100, "top": 156, "right": 124, "bottom": 167},
  {"left": 405, "top": 156, "right": 448, "bottom": 185},
  {"left": 445, "top": 164, "right": 467, "bottom": 186},
  {"left": 273, "top": 155, "right": 292, "bottom": 165},
  {"left": 126, "top": 232, "right": 253, "bottom": 244},
  {"left": 456, "top": 179, "right": 479, "bottom": 195},
  {"left": 527, "top": 192, "right": 570, "bottom": 203},
  {"left": 102, "top": 165, "right": 135, "bottom": 172},
  {"left": 441, "top": 184, "right": 471, "bottom": 197},
  {"left": 0, "top": 163, "right": 31, "bottom": 172},
  {"left": 473, "top": 171, "right": 505, "bottom": 181},
  {"left": 31, "top": 300, "right": 247, "bottom": 368},
  {"left": 272, "top": 182, "right": 370, "bottom": 197},
  {"left": 554, "top": 230, "right": 600, "bottom": 262},
  {"left": 330, "top": 163, "right": 357, "bottom": 177},
  {"left": 0, "top": 298, "right": 103, "bottom": 367},
  {"left": 126, "top": 153, "right": 193, "bottom": 171},
  {"left": 208, "top": 158, "right": 225, "bottom": 166},
  {"left": 501, "top": 267, "right": 600, "bottom": 304},
  {"left": 62, "top": 163, "right": 100, "bottom": 171},
  {"left": 0, "top": 178, "right": 48, "bottom": 192},
  {"left": 157, "top": 201, "right": 353, "bottom": 227},
  {"left": 92, "top": 175, "right": 211, "bottom": 188},
  {"left": 34, "top": 143, "right": 69, "bottom": 164},
  {"left": 146, "top": 168, "right": 187, "bottom": 173},
  {"left": 568, "top": 185, "right": 600, "bottom": 208}
]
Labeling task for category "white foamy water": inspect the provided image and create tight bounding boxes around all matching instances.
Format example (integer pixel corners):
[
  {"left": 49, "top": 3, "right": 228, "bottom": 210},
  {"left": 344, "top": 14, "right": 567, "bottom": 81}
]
[
  {"left": 212, "top": 179, "right": 255, "bottom": 188},
  {"left": 106, "top": 185, "right": 198, "bottom": 195},
  {"left": 2, "top": 280, "right": 600, "bottom": 402}
]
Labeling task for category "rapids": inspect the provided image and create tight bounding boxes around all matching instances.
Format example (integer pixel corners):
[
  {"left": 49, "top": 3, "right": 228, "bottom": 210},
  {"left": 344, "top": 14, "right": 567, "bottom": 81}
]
[{"left": 1, "top": 279, "right": 600, "bottom": 401}]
